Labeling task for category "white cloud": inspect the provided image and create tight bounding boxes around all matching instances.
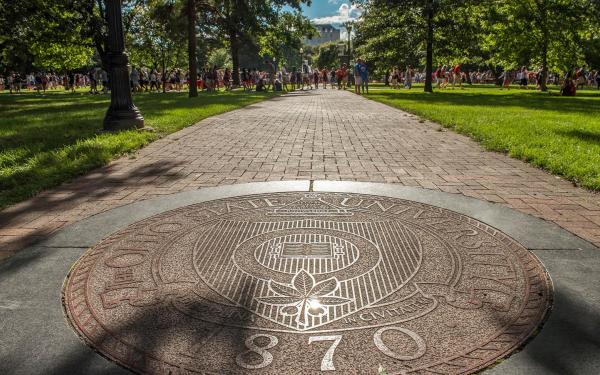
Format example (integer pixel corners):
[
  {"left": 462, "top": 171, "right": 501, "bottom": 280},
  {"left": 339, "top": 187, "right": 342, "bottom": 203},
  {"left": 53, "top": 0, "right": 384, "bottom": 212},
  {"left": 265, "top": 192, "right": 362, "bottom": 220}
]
[
  {"left": 311, "top": 3, "right": 363, "bottom": 40},
  {"left": 311, "top": 3, "right": 363, "bottom": 26}
]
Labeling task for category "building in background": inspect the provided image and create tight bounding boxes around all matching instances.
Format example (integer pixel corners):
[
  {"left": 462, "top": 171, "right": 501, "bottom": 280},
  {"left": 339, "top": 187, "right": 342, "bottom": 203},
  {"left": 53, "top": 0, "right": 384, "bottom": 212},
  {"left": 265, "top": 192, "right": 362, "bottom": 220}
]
[{"left": 305, "top": 24, "right": 341, "bottom": 46}]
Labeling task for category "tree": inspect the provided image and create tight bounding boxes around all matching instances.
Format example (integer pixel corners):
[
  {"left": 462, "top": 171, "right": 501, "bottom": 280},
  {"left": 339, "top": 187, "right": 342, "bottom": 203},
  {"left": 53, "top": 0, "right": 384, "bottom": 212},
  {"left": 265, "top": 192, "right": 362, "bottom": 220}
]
[
  {"left": 481, "top": 0, "right": 591, "bottom": 91},
  {"left": 314, "top": 42, "right": 342, "bottom": 69},
  {"left": 355, "top": 0, "right": 479, "bottom": 93},
  {"left": 209, "top": 0, "right": 311, "bottom": 85},
  {"left": 128, "top": 1, "right": 186, "bottom": 92},
  {"left": 69, "top": 0, "right": 146, "bottom": 70},
  {"left": 353, "top": 5, "right": 424, "bottom": 75},
  {"left": 207, "top": 48, "right": 232, "bottom": 68},
  {"left": 31, "top": 43, "right": 94, "bottom": 72},
  {"left": 257, "top": 11, "right": 315, "bottom": 68},
  {"left": 188, "top": 0, "right": 198, "bottom": 97},
  {"left": 0, "top": 0, "right": 97, "bottom": 73}
]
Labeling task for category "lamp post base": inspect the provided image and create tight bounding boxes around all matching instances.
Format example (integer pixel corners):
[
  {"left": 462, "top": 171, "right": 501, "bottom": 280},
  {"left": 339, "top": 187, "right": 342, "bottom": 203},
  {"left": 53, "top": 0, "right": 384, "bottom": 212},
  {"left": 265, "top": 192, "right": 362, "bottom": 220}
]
[{"left": 103, "top": 107, "right": 145, "bottom": 131}]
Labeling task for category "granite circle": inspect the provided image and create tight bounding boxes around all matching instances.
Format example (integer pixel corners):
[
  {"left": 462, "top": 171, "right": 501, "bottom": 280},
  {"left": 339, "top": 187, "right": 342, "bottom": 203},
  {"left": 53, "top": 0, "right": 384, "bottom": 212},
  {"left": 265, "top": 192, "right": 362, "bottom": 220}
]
[{"left": 63, "top": 192, "right": 552, "bottom": 374}]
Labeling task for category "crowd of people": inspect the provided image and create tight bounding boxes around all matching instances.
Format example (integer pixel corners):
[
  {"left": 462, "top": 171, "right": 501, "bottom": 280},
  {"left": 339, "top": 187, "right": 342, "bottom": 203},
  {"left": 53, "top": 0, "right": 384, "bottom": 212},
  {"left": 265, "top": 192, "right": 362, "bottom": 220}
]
[
  {"left": 0, "top": 71, "right": 103, "bottom": 94},
  {"left": 386, "top": 64, "right": 600, "bottom": 95},
  {"left": 256, "top": 59, "right": 370, "bottom": 94},
  {"left": 2, "top": 61, "right": 599, "bottom": 96},
  {"left": 0, "top": 58, "right": 371, "bottom": 95}
]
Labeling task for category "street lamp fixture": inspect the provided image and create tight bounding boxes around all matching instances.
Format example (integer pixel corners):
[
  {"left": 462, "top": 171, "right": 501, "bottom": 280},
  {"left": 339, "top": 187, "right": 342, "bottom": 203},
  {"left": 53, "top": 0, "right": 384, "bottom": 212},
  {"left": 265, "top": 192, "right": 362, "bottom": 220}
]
[{"left": 103, "top": 0, "right": 144, "bottom": 131}]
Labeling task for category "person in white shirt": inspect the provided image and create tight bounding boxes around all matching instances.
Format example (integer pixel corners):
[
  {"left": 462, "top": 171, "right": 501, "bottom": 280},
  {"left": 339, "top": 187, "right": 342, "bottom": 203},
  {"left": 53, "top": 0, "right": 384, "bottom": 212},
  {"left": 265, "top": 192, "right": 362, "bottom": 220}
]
[
  {"left": 150, "top": 70, "right": 158, "bottom": 92},
  {"left": 130, "top": 67, "right": 140, "bottom": 93}
]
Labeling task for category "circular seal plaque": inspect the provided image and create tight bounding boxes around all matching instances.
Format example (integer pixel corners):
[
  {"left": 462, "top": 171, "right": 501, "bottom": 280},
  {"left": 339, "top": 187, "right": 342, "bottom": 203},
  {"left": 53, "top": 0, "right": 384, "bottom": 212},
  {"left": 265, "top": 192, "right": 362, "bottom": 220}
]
[{"left": 63, "top": 192, "right": 552, "bottom": 374}]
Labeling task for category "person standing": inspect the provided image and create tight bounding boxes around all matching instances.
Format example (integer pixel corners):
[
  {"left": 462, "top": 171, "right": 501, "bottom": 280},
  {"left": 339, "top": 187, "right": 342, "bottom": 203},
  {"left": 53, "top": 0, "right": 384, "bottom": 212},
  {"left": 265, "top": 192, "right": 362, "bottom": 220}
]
[
  {"left": 289, "top": 67, "right": 297, "bottom": 91},
  {"left": 68, "top": 72, "right": 76, "bottom": 93},
  {"left": 173, "top": 69, "right": 182, "bottom": 92},
  {"left": 99, "top": 69, "right": 108, "bottom": 93},
  {"left": 321, "top": 68, "right": 328, "bottom": 89},
  {"left": 500, "top": 69, "right": 511, "bottom": 90},
  {"left": 139, "top": 68, "right": 148, "bottom": 92},
  {"left": 89, "top": 69, "right": 98, "bottom": 94},
  {"left": 354, "top": 60, "right": 361, "bottom": 94},
  {"left": 282, "top": 66, "right": 289, "bottom": 91},
  {"left": 535, "top": 68, "right": 544, "bottom": 90},
  {"left": 519, "top": 66, "right": 528, "bottom": 89},
  {"left": 9, "top": 73, "right": 15, "bottom": 93},
  {"left": 451, "top": 64, "right": 462, "bottom": 89},
  {"left": 336, "top": 66, "right": 343, "bottom": 90},
  {"left": 358, "top": 59, "right": 369, "bottom": 94},
  {"left": 404, "top": 65, "right": 414, "bottom": 89},
  {"left": 223, "top": 68, "right": 232, "bottom": 91},
  {"left": 130, "top": 67, "right": 140, "bottom": 93},
  {"left": 75, "top": 73, "right": 82, "bottom": 90},
  {"left": 265, "top": 59, "right": 276, "bottom": 91},
  {"left": 330, "top": 68, "right": 336, "bottom": 88},
  {"left": 149, "top": 70, "right": 158, "bottom": 92},
  {"left": 34, "top": 73, "right": 42, "bottom": 93},
  {"left": 391, "top": 67, "right": 399, "bottom": 89}
]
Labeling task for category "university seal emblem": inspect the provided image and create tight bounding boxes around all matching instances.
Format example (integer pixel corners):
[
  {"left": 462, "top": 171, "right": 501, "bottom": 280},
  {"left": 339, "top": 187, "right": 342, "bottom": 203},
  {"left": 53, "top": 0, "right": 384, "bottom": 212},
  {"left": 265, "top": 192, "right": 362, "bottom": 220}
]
[{"left": 63, "top": 192, "right": 552, "bottom": 374}]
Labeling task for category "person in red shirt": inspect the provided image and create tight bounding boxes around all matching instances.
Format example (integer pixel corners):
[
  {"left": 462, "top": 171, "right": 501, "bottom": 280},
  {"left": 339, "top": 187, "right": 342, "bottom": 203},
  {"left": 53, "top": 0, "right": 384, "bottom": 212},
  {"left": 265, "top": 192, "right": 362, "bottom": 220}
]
[
  {"left": 452, "top": 64, "right": 462, "bottom": 89},
  {"left": 336, "top": 64, "right": 347, "bottom": 90}
]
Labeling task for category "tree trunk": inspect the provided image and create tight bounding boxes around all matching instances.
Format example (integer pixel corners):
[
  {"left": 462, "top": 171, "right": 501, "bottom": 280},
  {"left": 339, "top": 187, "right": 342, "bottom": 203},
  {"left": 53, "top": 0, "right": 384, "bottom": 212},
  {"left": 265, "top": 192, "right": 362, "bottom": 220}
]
[
  {"left": 540, "top": 40, "right": 548, "bottom": 92},
  {"left": 187, "top": 0, "right": 198, "bottom": 97},
  {"left": 161, "top": 51, "right": 166, "bottom": 93},
  {"left": 229, "top": 29, "right": 240, "bottom": 86},
  {"left": 539, "top": 11, "right": 549, "bottom": 91},
  {"left": 424, "top": 0, "right": 434, "bottom": 93}
]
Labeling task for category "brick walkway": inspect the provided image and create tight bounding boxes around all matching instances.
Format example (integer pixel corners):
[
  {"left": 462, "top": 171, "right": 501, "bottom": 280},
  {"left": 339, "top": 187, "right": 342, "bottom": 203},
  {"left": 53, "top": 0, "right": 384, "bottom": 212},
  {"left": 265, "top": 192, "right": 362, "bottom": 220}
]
[{"left": 1, "top": 89, "right": 599, "bottom": 260}]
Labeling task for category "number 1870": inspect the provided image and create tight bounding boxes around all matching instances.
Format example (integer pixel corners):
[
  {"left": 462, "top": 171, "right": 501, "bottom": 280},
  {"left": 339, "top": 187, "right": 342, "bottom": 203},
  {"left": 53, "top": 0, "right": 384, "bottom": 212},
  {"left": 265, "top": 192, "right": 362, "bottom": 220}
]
[{"left": 236, "top": 326, "right": 426, "bottom": 371}]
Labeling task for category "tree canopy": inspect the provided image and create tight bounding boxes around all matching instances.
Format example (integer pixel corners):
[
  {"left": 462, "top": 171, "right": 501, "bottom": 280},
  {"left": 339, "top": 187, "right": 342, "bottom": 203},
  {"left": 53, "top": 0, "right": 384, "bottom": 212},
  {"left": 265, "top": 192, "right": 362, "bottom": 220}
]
[
  {"left": 0, "top": 0, "right": 314, "bottom": 78},
  {"left": 2, "top": 0, "right": 599, "bottom": 95},
  {"left": 353, "top": 0, "right": 600, "bottom": 91}
]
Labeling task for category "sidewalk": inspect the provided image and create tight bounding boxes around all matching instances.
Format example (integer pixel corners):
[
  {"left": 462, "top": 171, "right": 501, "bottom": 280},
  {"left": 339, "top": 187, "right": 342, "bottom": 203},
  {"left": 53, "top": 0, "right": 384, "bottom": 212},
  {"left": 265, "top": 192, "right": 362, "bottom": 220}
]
[{"left": 1, "top": 88, "right": 599, "bottom": 261}]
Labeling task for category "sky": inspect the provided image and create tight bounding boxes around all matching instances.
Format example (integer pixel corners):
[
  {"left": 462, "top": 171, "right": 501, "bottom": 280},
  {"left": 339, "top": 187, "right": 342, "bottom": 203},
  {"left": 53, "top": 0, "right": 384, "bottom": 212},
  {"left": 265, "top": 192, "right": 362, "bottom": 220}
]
[{"left": 299, "top": 1, "right": 363, "bottom": 38}]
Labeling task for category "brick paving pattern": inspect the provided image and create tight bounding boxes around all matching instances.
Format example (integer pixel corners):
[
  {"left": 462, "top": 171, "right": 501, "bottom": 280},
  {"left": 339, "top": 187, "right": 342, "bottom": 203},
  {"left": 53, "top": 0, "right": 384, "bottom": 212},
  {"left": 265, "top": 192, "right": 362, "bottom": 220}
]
[{"left": 1, "top": 89, "right": 599, "bottom": 260}]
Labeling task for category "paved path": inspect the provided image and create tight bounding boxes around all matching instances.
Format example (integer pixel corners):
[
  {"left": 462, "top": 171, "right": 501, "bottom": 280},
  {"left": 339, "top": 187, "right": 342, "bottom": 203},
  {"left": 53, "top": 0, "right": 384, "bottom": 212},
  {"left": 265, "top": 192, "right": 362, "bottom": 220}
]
[{"left": 1, "top": 89, "right": 599, "bottom": 260}]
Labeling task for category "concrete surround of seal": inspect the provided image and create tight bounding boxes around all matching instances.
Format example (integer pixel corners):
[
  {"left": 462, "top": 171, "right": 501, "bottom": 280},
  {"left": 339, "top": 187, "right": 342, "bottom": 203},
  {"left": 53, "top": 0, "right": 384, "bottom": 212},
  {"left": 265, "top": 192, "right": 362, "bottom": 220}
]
[{"left": 1, "top": 181, "right": 598, "bottom": 375}]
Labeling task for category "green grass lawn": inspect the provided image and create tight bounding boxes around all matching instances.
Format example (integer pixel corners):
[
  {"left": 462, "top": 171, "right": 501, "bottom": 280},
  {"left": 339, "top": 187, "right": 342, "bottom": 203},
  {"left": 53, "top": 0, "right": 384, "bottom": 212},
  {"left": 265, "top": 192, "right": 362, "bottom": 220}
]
[
  {"left": 0, "top": 89, "right": 278, "bottom": 209},
  {"left": 362, "top": 83, "right": 600, "bottom": 190}
]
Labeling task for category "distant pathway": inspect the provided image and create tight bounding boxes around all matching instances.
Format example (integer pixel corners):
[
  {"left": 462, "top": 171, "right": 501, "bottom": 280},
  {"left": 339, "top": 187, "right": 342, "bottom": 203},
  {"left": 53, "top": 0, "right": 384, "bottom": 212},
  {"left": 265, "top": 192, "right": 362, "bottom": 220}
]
[{"left": 1, "top": 89, "right": 599, "bottom": 259}]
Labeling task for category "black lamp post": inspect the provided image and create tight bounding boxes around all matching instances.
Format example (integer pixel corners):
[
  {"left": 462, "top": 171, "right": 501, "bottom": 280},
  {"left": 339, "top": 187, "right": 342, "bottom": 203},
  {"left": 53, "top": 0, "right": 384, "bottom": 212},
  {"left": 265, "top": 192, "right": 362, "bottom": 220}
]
[{"left": 103, "top": 0, "right": 144, "bottom": 131}]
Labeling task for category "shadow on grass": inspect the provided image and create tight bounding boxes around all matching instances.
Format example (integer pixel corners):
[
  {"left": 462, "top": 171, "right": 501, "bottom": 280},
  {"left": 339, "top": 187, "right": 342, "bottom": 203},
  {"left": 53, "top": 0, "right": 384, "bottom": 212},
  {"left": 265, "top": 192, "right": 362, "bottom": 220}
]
[
  {"left": 0, "top": 91, "right": 276, "bottom": 152},
  {"left": 367, "top": 89, "right": 600, "bottom": 115},
  {"left": 554, "top": 129, "right": 600, "bottom": 146},
  {"left": 0, "top": 90, "right": 278, "bottom": 210}
]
